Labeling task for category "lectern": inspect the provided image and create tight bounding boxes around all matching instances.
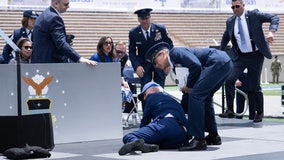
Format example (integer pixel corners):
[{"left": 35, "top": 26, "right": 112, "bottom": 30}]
[{"left": 0, "top": 29, "right": 54, "bottom": 153}]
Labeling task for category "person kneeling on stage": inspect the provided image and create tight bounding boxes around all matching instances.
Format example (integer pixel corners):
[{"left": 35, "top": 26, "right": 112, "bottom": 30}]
[{"left": 118, "top": 82, "right": 189, "bottom": 155}]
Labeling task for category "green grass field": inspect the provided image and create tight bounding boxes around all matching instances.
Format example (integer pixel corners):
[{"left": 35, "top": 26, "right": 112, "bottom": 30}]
[
  {"left": 165, "top": 83, "right": 283, "bottom": 96},
  {"left": 261, "top": 83, "right": 283, "bottom": 96}
]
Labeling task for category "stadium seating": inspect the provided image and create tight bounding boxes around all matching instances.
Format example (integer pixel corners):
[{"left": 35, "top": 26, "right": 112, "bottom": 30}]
[{"left": 0, "top": 10, "right": 283, "bottom": 59}]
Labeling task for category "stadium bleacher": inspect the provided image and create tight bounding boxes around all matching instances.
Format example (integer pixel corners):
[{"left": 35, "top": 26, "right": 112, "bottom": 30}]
[{"left": 0, "top": 10, "right": 283, "bottom": 59}]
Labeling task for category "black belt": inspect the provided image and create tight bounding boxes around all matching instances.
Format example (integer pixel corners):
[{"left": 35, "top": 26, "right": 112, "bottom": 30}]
[{"left": 240, "top": 50, "right": 260, "bottom": 56}]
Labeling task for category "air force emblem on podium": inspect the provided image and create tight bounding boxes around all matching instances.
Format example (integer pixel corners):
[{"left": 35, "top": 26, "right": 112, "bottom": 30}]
[{"left": 23, "top": 74, "right": 53, "bottom": 112}]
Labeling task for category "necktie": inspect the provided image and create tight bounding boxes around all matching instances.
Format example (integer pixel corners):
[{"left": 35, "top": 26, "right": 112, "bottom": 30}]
[
  {"left": 146, "top": 31, "right": 150, "bottom": 42},
  {"left": 28, "top": 30, "right": 33, "bottom": 41},
  {"left": 238, "top": 17, "right": 247, "bottom": 52}
]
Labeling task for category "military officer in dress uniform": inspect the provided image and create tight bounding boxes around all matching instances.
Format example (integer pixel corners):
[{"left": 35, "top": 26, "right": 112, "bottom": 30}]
[
  {"left": 128, "top": 8, "right": 173, "bottom": 91},
  {"left": 118, "top": 82, "right": 189, "bottom": 155},
  {"left": 145, "top": 42, "right": 233, "bottom": 151},
  {"left": 2, "top": 10, "right": 38, "bottom": 64}
]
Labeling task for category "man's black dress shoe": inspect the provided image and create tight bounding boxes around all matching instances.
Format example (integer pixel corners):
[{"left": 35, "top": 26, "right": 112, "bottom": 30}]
[
  {"left": 205, "top": 135, "right": 222, "bottom": 145},
  {"left": 219, "top": 110, "right": 235, "bottom": 118},
  {"left": 178, "top": 139, "right": 207, "bottom": 151},
  {"left": 118, "top": 139, "right": 144, "bottom": 155},
  {"left": 253, "top": 114, "right": 263, "bottom": 123},
  {"left": 118, "top": 139, "right": 159, "bottom": 155},
  {"left": 137, "top": 143, "right": 159, "bottom": 153}
]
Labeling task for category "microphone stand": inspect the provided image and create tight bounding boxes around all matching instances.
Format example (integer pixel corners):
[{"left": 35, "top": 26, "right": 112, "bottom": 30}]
[
  {"left": 15, "top": 50, "right": 22, "bottom": 116},
  {"left": 0, "top": 29, "right": 22, "bottom": 115}
]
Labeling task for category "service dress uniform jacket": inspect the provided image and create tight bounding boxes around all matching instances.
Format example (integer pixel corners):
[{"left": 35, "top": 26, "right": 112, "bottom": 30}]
[
  {"left": 122, "top": 92, "right": 189, "bottom": 149},
  {"left": 31, "top": 7, "right": 81, "bottom": 63},
  {"left": 2, "top": 28, "right": 29, "bottom": 64},
  {"left": 169, "top": 47, "right": 233, "bottom": 139},
  {"left": 128, "top": 23, "right": 173, "bottom": 88}
]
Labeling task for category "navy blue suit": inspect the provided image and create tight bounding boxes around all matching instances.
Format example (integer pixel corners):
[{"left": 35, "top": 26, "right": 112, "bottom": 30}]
[
  {"left": 2, "top": 28, "right": 29, "bottom": 64},
  {"left": 169, "top": 47, "right": 233, "bottom": 139},
  {"left": 122, "top": 92, "right": 189, "bottom": 149},
  {"left": 220, "top": 9, "right": 279, "bottom": 115},
  {"left": 31, "top": 7, "right": 81, "bottom": 63},
  {"left": 236, "top": 73, "right": 263, "bottom": 120},
  {"left": 236, "top": 73, "right": 255, "bottom": 119},
  {"left": 128, "top": 23, "right": 173, "bottom": 89}
]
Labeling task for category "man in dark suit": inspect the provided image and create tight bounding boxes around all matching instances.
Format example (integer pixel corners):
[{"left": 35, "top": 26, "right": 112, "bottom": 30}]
[
  {"left": 128, "top": 8, "right": 173, "bottom": 91},
  {"left": 235, "top": 70, "right": 263, "bottom": 120},
  {"left": 31, "top": 0, "right": 96, "bottom": 65},
  {"left": 2, "top": 10, "right": 38, "bottom": 64},
  {"left": 118, "top": 82, "right": 189, "bottom": 155},
  {"left": 145, "top": 42, "right": 233, "bottom": 151},
  {"left": 219, "top": 0, "right": 279, "bottom": 123}
]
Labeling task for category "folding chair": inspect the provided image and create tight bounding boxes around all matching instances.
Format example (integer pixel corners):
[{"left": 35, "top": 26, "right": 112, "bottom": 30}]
[{"left": 122, "top": 67, "right": 141, "bottom": 126}]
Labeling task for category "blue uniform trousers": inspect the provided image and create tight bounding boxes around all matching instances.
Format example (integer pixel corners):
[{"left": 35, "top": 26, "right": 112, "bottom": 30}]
[
  {"left": 122, "top": 117, "right": 188, "bottom": 149},
  {"left": 187, "top": 61, "right": 233, "bottom": 138}
]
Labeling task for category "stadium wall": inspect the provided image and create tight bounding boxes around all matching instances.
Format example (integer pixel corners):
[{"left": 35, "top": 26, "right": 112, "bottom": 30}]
[{"left": 0, "top": 0, "right": 284, "bottom": 13}]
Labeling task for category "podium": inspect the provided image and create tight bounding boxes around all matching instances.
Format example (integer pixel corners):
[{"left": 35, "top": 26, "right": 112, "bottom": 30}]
[{"left": 0, "top": 29, "right": 54, "bottom": 153}]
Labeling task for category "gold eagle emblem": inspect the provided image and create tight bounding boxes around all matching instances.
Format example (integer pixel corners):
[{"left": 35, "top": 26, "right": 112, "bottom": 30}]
[{"left": 22, "top": 76, "right": 53, "bottom": 96}]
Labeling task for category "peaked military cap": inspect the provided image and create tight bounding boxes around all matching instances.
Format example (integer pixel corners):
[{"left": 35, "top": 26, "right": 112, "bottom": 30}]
[
  {"left": 23, "top": 10, "right": 39, "bottom": 18},
  {"left": 134, "top": 8, "right": 152, "bottom": 18},
  {"left": 145, "top": 42, "right": 170, "bottom": 63}
]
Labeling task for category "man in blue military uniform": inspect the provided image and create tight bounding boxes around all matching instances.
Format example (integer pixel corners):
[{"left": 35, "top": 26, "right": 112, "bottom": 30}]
[
  {"left": 145, "top": 42, "right": 233, "bottom": 151},
  {"left": 2, "top": 10, "right": 38, "bottom": 63},
  {"left": 118, "top": 82, "right": 189, "bottom": 155},
  {"left": 128, "top": 8, "right": 173, "bottom": 91}
]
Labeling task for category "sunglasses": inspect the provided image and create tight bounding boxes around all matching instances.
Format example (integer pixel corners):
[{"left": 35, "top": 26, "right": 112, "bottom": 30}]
[
  {"left": 115, "top": 49, "right": 125, "bottom": 55},
  {"left": 104, "top": 41, "right": 113, "bottom": 45},
  {"left": 23, "top": 46, "right": 32, "bottom": 50},
  {"left": 231, "top": 5, "right": 241, "bottom": 10}
]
